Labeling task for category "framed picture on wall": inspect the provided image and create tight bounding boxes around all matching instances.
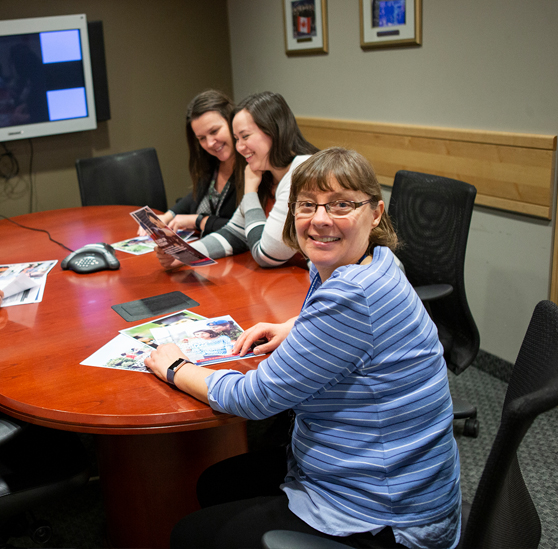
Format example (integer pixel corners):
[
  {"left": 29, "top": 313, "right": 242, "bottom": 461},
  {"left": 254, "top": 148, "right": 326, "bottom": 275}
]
[
  {"left": 360, "top": 0, "right": 422, "bottom": 49},
  {"left": 283, "top": 0, "right": 328, "bottom": 56}
]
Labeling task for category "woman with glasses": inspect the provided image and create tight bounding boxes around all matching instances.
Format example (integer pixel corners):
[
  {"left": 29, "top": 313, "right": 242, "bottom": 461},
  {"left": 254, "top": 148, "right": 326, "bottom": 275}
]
[
  {"left": 146, "top": 148, "right": 461, "bottom": 549},
  {"left": 156, "top": 91, "right": 319, "bottom": 269}
]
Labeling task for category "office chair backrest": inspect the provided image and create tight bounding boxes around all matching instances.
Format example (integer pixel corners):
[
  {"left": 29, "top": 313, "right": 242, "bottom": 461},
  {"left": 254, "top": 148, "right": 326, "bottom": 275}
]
[
  {"left": 75, "top": 147, "right": 168, "bottom": 212},
  {"left": 461, "top": 300, "right": 558, "bottom": 549},
  {"left": 387, "top": 170, "right": 479, "bottom": 375}
]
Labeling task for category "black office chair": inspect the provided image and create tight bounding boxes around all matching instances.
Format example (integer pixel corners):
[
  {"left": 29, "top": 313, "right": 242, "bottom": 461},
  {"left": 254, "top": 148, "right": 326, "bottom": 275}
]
[
  {"left": 75, "top": 147, "right": 168, "bottom": 212},
  {"left": 458, "top": 299, "right": 558, "bottom": 548},
  {"left": 387, "top": 170, "right": 480, "bottom": 437},
  {"left": 263, "top": 300, "right": 558, "bottom": 549},
  {"left": 0, "top": 417, "right": 91, "bottom": 545}
]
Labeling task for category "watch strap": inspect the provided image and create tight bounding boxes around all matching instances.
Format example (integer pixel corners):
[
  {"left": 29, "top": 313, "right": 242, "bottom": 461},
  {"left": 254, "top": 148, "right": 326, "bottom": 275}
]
[{"left": 167, "top": 358, "right": 186, "bottom": 385}]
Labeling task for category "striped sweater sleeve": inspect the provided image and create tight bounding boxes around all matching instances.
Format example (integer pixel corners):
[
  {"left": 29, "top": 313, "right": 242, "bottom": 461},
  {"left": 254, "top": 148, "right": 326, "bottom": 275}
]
[
  {"left": 189, "top": 156, "right": 310, "bottom": 266},
  {"left": 206, "top": 275, "right": 371, "bottom": 418}
]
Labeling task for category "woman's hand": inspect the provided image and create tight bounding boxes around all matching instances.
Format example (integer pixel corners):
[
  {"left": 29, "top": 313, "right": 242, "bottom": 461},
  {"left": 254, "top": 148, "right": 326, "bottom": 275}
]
[
  {"left": 144, "top": 343, "right": 186, "bottom": 381},
  {"left": 0, "top": 288, "right": 4, "bottom": 307},
  {"left": 155, "top": 246, "right": 183, "bottom": 270},
  {"left": 145, "top": 343, "right": 214, "bottom": 404},
  {"left": 244, "top": 164, "right": 264, "bottom": 194},
  {"left": 233, "top": 317, "right": 298, "bottom": 357},
  {"left": 168, "top": 214, "right": 199, "bottom": 232}
]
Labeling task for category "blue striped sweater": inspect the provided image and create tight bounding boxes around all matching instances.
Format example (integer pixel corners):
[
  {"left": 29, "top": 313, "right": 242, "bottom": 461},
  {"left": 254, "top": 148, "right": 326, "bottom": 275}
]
[{"left": 206, "top": 246, "right": 461, "bottom": 547}]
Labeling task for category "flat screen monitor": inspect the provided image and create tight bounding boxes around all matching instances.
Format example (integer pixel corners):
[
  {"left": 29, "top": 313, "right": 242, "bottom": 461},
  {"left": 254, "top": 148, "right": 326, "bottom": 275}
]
[{"left": 0, "top": 14, "right": 97, "bottom": 142}]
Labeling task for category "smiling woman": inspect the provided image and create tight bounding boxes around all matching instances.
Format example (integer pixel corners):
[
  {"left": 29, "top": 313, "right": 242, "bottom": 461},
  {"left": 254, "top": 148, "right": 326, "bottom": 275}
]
[
  {"left": 146, "top": 149, "right": 463, "bottom": 549},
  {"left": 283, "top": 146, "right": 398, "bottom": 280},
  {"left": 155, "top": 91, "right": 319, "bottom": 271},
  {"left": 139, "top": 90, "right": 239, "bottom": 237}
]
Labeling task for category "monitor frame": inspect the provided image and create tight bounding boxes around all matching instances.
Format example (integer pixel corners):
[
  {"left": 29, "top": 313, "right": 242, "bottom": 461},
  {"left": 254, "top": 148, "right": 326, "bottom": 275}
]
[{"left": 0, "top": 13, "right": 97, "bottom": 143}]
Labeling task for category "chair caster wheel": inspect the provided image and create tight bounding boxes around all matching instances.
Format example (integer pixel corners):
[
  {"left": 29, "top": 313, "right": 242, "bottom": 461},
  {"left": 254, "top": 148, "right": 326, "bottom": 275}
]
[
  {"left": 29, "top": 520, "right": 52, "bottom": 545},
  {"left": 463, "top": 418, "right": 480, "bottom": 438}
]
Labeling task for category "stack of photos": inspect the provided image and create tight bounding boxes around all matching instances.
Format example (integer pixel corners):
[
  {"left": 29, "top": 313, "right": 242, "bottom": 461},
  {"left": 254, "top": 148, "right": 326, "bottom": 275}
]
[
  {"left": 81, "top": 310, "right": 254, "bottom": 374},
  {"left": 0, "top": 260, "right": 57, "bottom": 307}
]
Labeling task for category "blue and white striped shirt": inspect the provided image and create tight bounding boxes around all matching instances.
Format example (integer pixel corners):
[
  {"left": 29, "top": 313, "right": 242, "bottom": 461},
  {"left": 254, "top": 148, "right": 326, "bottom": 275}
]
[{"left": 206, "top": 246, "right": 461, "bottom": 548}]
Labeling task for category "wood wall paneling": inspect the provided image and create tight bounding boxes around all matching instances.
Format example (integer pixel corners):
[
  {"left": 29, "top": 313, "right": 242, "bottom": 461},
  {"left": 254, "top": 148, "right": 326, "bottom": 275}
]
[
  {"left": 297, "top": 116, "right": 558, "bottom": 304},
  {"left": 296, "top": 117, "right": 557, "bottom": 219}
]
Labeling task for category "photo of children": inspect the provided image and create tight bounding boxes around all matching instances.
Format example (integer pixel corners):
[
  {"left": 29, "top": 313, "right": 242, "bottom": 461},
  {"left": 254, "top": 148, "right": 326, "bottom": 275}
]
[
  {"left": 81, "top": 334, "right": 153, "bottom": 373},
  {"left": 176, "top": 316, "right": 250, "bottom": 365},
  {"left": 120, "top": 309, "right": 206, "bottom": 347},
  {"left": 123, "top": 313, "right": 251, "bottom": 366},
  {"left": 104, "top": 346, "right": 150, "bottom": 371}
]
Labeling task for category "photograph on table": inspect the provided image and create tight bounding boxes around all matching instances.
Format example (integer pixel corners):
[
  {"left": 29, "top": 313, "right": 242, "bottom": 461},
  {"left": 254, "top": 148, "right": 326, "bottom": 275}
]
[
  {"left": 112, "top": 230, "right": 195, "bottom": 255},
  {"left": 120, "top": 309, "right": 206, "bottom": 347},
  {"left": 283, "top": 0, "right": 328, "bottom": 56},
  {"left": 360, "top": 0, "right": 422, "bottom": 49},
  {"left": 81, "top": 334, "right": 153, "bottom": 373},
  {"left": 175, "top": 315, "right": 251, "bottom": 366}
]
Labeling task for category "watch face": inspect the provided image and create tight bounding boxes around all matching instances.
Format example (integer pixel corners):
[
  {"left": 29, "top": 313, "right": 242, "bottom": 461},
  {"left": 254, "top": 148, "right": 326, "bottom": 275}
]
[
  {"left": 169, "top": 358, "right": 185, "bottom": 371},
  {"left": 167, "top": 358, "right": 186, "bottom": 384}
]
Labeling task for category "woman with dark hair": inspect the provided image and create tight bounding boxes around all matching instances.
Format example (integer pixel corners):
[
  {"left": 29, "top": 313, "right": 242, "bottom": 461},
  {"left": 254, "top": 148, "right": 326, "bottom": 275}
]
[
  {"left": 156, "top": 91, "right": 319, "bottom": 269},
  {"left": 146, "top": 148, "right": 461, "bottom": 549},
  {"left": 140, "top": 89, "right": 239, "bottom": 236}
]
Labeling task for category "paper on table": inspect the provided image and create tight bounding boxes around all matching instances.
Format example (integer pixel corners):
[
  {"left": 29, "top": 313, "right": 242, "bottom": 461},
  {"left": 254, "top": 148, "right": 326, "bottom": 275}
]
[
  {"left": 0, "top": 272, "right": 40, "bottom": 298},
  {"left": 81, "top": 334, "right": 153, "bottom": 373}
]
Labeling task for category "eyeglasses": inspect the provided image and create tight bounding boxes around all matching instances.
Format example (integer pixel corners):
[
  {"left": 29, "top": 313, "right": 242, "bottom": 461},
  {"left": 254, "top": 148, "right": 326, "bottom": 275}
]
[{"left": 289, "top": 199, "right": 374, "bottom": 218}]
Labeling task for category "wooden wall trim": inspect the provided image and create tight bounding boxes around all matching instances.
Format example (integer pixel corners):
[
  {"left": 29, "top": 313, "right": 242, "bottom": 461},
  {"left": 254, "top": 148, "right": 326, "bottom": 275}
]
[
  {"left": 297, "top": 116, "right": 558, "bottom": 305},
  {"left": 296, "top": 116, "right": 557, "bottom": 219}
]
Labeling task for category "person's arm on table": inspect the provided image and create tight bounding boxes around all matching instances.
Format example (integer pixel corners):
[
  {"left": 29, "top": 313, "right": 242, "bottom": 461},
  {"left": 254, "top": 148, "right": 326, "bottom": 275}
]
[{"left": 145, "top": 344, "right": 214, "bottom": 404}]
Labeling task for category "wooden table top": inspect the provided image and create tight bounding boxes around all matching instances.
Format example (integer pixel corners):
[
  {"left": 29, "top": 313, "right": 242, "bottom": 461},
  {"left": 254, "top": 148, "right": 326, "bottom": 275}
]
[{"left": 0, "top": 206, "right": 309, "bottom": 434}]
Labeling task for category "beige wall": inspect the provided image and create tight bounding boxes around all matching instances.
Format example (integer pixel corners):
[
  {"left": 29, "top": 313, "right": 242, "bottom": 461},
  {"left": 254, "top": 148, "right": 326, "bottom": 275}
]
[
  {"left": 227, "top": 0, "right": 558, "bottom": 363},
  {"left": 0, "top": 0, "right": 233, "bottom": 217}
]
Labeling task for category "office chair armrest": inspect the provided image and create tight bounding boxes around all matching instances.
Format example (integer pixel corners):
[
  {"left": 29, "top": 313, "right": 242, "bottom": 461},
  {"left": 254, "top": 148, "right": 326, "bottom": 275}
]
[
  {"left": 262, "top": 530, "right": 352, "bottom": 549},
  {"left": 415, "top": 284, "right": 453, "bottom": 302},
  {"left": 0, "top": 413, "right": 28, "bottom": 445}
]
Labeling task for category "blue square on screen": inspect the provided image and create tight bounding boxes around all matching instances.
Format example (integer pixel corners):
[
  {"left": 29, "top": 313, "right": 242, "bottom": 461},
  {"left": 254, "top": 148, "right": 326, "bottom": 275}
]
[
  {"left": 47, "top": 88, "right": 87, "bottom": 120},
  {"left": 40, "top": 29, "right": 82, "bottom": 63}
]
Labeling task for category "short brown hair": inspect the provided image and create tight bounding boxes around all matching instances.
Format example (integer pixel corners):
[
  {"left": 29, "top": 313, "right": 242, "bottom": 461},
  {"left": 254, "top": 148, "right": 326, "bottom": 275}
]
[{"left": 282, "top": 147, "right": 398, "bottom": 254}]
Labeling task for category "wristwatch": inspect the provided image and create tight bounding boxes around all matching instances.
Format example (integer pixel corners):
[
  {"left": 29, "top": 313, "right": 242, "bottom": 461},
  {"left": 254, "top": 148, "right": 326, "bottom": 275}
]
[
  {"left": 195, "top": 214, "right": 204, "bottom": 232},
  {"left": 167, "top": 358, "right": 188, "bottom": 385}
]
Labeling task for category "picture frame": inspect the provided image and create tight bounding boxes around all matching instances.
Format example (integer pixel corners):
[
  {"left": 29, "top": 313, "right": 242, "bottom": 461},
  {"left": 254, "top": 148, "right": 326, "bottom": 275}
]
[
  {"left": 283, "top": 0, "right": 328, "bottom": 56},
  {"left": 360, "top": 0, "right": 422, "bottom": 49}
]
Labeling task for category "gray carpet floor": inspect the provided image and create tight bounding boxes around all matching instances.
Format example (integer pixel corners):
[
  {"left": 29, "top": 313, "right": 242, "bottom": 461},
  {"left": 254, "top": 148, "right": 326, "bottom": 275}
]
[{"left": 6, "top": 351, "right": 558, "bottom": 548}]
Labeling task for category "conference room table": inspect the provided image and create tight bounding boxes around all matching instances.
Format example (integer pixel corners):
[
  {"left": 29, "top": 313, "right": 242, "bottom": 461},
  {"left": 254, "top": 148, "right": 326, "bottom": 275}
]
[{"left": 0, "top": 206, "right": 310, "bottom": 548}]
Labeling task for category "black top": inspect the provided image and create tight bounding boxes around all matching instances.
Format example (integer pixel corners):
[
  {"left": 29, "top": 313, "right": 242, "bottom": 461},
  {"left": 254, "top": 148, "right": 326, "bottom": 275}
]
[{"left": 170, "top": 173, "right": 237, "bottom": 236}]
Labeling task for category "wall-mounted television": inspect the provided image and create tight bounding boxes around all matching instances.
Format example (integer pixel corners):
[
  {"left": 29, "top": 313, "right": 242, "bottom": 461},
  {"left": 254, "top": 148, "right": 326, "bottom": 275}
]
[{"left": 0, "top": 14, "right": 97, "bottom": 143}]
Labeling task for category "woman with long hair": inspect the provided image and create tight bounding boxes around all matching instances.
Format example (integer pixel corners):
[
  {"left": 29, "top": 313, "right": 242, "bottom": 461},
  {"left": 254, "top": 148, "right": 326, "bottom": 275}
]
[
  {"left": 140, "top": 89, "right": 239, "bottom": 236},
  {"left": 156, "top": 91, "right": 319, "bottom": 269}
]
